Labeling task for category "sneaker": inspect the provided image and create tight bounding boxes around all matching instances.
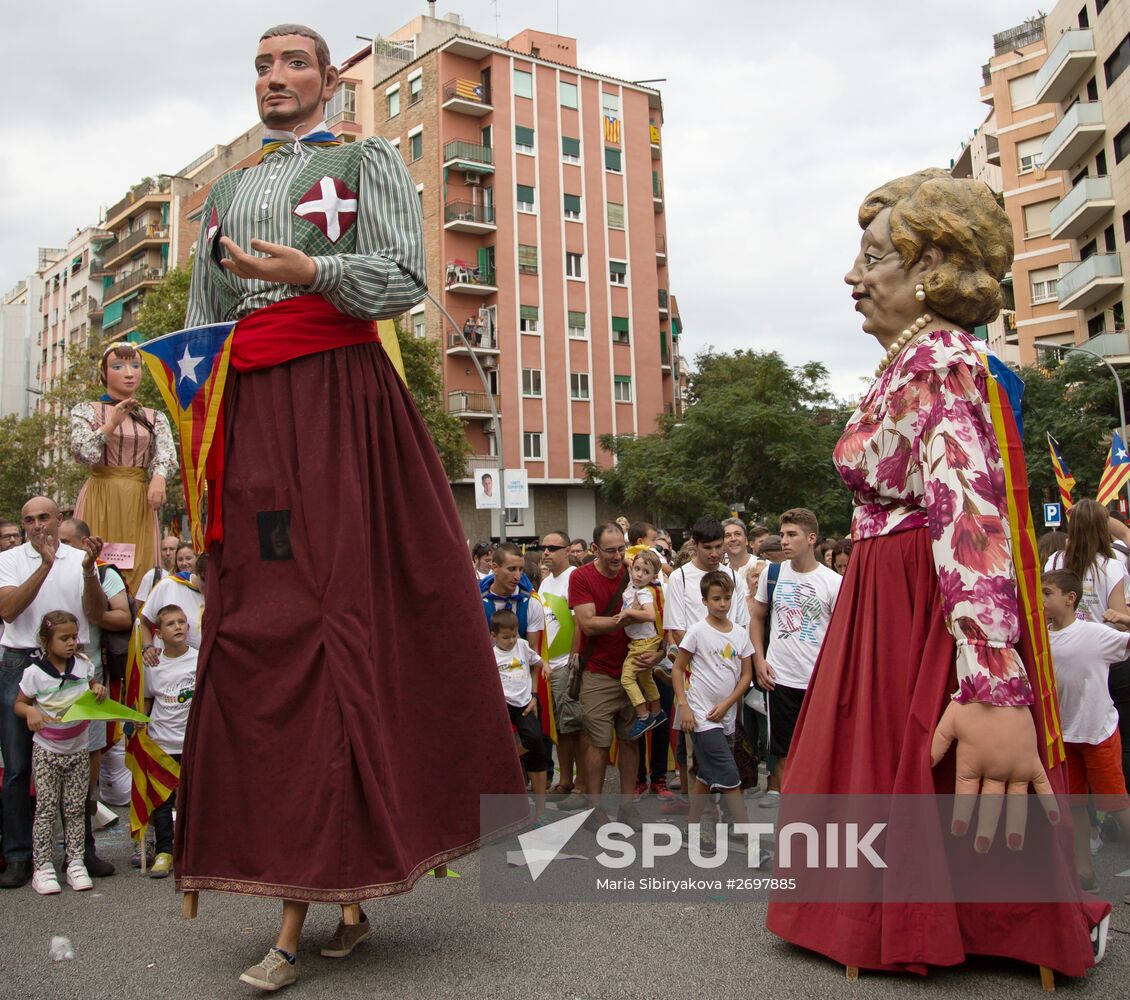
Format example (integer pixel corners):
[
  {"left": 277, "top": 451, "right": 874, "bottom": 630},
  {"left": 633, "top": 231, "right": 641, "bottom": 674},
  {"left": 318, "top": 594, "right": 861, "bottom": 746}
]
[
  {"left": 149, "top": 853, "right": 173, "bottom": 879},
  {"left": 650, "top": 777, "right": 675, "bottom": 802},
  {"left": 582, "top": 808, "right": 609, "bottom": 833},
  {"left": 320, "top": 913, "right": 370, "bottom": 959},
  {"left": 682, "top": 823, "right": 717, "bottom": 852},
  {"left": 84, "top": 851, "right": 115, "bottom": 878},
  {"left": 758, "top": 790, "right": 781, "bottom": 809},
  {"left": 633, "top": 780, "right": 648, "bottom": 801},
  {"left": 531, "top": 814, "right": 555, "bottom": 829},
  {"left": 239, "top": 948, "right": 298, "bottom": 992},
  {"left": 32, "top": 865, "right": 61, "bottom": 895},
  {"left": 617, "top": 804, "right": 644, "bottom": 832},
  {"left": 649, "top": 709, "right": 668, "bottom": 728},
  {"left": 1090, "top": 830, "right": 1103, "bottom": 856},
  {"left": 66, "top": 860, "right": 93, "bottom": 891},
  {"left": 1092, "top": 913, "right": 1111, "bottom": 965},
  {"left": 552, "top": 792, "right": 590, "bottom": 812},
  {"left": 130, "top": 842, "right": 155, "bottom": 869},
  {"left": 627, "top": 715, "right": 654, "bottom": 741},
  {"left": 660, "top": 795, "right": 690, "bottom": 815}
]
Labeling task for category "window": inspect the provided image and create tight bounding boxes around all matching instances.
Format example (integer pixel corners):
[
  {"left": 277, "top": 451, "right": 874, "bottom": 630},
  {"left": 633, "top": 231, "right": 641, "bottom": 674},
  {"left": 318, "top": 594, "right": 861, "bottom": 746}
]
[
  {"left": 562, "top": 136, "right": 580, "bottom": 163},
  {"left": 514, "top": 68, "right": 533, "bottom": 99},
  {"left": 1097, "top": 149, "right": 1108, "bottom": 175},
  {"left": 614, "top": 375, "right": 632, "bottom": 402},
  {"left": 609, "top": 260, "right": 627, "bottom": 285},
  {"left": 515, "top": 125, "right": 535, "bottom": 154},
  {"left": 605, "top": 147, "right": 622, "bottom": 172},
  {"left": 522, "top": 368, "right": 543, "bottom": 396},
  {"left": 1088, "top": 313, "right": 1106, "bottom": 337},
  {"left": 1105, "top": 33, "right": 1129, "bottom": 87},
  {"left": 1022, "top": 200, "right": 1054, "bottom": 238},
  {"left": 505, "top": 508, "right": 523, "bottom": 526},
  {"left": 412, "top": 312, "right": 426, "bottom": 339},
  {"left": 1116, "top": 123, "right": 1130, "bottom": 165},
  {"left": 409, "top": 131, "right": 423, "bottom": 161},
  {"left": 566, "top": 252, "right": 584, "bottom": 279},
  {"left": 570, "top": 372, "right": 590, "bottom": 400},
  {"left": 518, "top": 244, "right": 538, "bottom": 275},
  {"left": 1105, "top": 224, "right": 1117, "bottom": 252},
  {"left": 568, "top": 311, "right": 587, "bottom": 339},
  {"left": 1123, "top": 210, "right": 1130, "bottom": 244},
  {"left": 326, "top": 82, "right": 357, "bottom": 123},
  {"left": 1114, "top": 301, "right": 1125, "bottom": 330},
  {"left": 1029, "top": 266, "right": 1058, "bottom": 304},
  {"left": 601, "top": 92, "right": 620, "bottom": 119},
  {"left": 560, "top": 80, "right": 578, "bottom": 109},
  {"left": 409, "top": 73, "right": 423, "bottom": 105},
  {"left": 387, "top": 86, "right": 400, "bottom": 118},
  {"left": 517, "top": 183, "right": 535, "bottom": 212},
  {"left": 520, "top": 305, "right": 539, "bottom": 333},
  {"left": 572, "top": 433, "right": 591, "bottom": 462},
  {"left": 1087, "top": 76, "right": 1099, "bottom": 101},
  {"left": 611, "top": 316, "right": 630, "bottom": 344},
  {"left": 607, "top": 202, "right": 625, "bottom": 228},
  {"left": 564, "top": 194, "right": 582, "bottom": 220},
  {"left": 1008, "top": 72, "right": 1038, "bottom": 109},
  {"left": 1016, "top": 136, "right": 1044, "bottom": 173},
  {"left": 1079, "top": 5, "right": 1089, "bottom": 29},
  {"left": 1097, "top": 0, "right": 1109, "bottom": 13},
  {"left": 523, "top": 432, "right": 542, "bottom": 459}
]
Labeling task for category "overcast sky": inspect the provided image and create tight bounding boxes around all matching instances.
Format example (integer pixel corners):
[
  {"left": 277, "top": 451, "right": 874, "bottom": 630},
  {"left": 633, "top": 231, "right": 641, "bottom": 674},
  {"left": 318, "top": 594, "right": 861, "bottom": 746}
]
[{"left": 3, "top": 0, "right": 1041, "bottom": 397}]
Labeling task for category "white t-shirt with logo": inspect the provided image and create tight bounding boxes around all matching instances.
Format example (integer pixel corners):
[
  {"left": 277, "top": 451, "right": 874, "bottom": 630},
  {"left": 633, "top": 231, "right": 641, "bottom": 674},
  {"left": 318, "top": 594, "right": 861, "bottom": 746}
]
[
  {"left": 755, "top": 562, "right": 841, "bottom": 689},
  {"left": 142, "top": 578, "right": 205, "bottom": 650},
  {"left": 1048, "top": 619, "right": 1129, "bottom": 744},
  {"left": 537, "top": 568, "right": 574, "bottom": 672},
  {"left": 622, "top": 584, "right": 660, "bottom": 640},
  {"left": 1044, "top": 552, "right": 1127, "bottom": 624},
  {"left": 0, "top": 542, "right": 89, "bottom": 648},
  {"left": 664, "top": 563, "right": 749, "bottom": 634},
  {"left": 19, "top": 653, "right": 95, "bottom": 755},
  {"left": 144, "top": 647, "right": 199, "bottom": 755},
  {"left": 493, "top": 637, "right": 540, "bottom": 707},
  {"left": 678, "top": 619, "right": 754, "bottom": 734}
]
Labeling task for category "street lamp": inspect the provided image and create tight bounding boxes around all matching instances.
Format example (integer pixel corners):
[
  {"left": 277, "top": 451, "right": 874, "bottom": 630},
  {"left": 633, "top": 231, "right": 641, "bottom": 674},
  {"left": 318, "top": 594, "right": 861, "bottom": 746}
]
[
  {"left": 425, "top": 291, "right": 506, "bottom": 542},
  {"left": 1033, "top": 339, "right": 1130, "bottom": 512}
]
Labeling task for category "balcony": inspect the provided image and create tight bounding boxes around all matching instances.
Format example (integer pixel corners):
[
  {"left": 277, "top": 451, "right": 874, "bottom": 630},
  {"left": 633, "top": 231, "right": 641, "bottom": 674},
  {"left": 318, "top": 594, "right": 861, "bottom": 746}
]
[
  {"left": 1050, "top": 175, "right": 1115, "bottom": 239},
  {"left": 658, "top": 289, "right": 669, "bottom": 316},
  {"left": 104, "top": 267, "right": 164, "bottom": 304},
  {"left": 91, "top": 255, "right": 114, "bottom": 277},
  {"left": 444, "top": 201, "right": 497, "bottom": 234},
  {"left": 655, "top": 232, "right": 667, "bottom": 263},
  {"left": 87, "top": 300, "right": 103, "bottom": 321},
  {"left": 460, "top": 455, "right": 500, "bottom": 481},
  {"left": 653, "top": 177, "right": 663, "bottom": 212},
  {"left": 443, "top": 140, "right": 494, "bottom": 174},
  {"left": 445, "top": 260, "right": 497, "bottom": 295},
  {"left": 1034, "top": 29, "right": 1096, "bottom": 104},
  {"left": 447, "top": 390, "right": 499, "bottom": 419},
  {"left": 1057, "top": 254, "right": 1123, "bottom": 310},
  {"left": 1043, "top": 101, "right": 1104, "bottom": 172},
  {"left": 101, "top": 225, "right": 169, "bottom": 269},
  {"left": 447, "top": 330, "right": 499, "bottom": 357},
  {"left": 985, "top": 133, "right": 1000, "bottom": 165},
  {"left": 442, "top": 78, "right": 492, "bottom": 117},
  {"left": 1082, "top": 330, "right": 1130, "bottom": 361},
  {"left": 105, "top": 177, "right": 170, "bottom": 227}
]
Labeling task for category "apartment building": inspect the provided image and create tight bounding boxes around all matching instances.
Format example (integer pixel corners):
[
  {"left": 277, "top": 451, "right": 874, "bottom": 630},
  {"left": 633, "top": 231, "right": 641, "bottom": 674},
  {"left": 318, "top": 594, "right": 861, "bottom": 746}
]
[
  {"left": 1034, "top": 0, "right": 1130, "bottom": 361},
  {"left": 0, "top": 281, "right": 31, "bottom": 417}
]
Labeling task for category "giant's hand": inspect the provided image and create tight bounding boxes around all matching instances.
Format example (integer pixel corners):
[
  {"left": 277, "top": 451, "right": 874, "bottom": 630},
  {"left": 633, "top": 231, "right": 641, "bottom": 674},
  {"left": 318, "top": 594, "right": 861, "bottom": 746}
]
[
  {"left": 219, "top": 238, "right": 317, "bottom": 286},
  {"left": 930, "top": 701, "right": 1059, "bottom": 852},
  {"left": 147, "top": 475, "right": 166, "bottom": 511}
]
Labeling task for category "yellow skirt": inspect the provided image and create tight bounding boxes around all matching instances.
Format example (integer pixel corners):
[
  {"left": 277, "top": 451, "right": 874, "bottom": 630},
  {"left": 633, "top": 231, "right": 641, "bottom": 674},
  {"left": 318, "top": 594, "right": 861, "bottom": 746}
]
[{"left": 74, "top": 466, "right": 159, "bottom": 594}]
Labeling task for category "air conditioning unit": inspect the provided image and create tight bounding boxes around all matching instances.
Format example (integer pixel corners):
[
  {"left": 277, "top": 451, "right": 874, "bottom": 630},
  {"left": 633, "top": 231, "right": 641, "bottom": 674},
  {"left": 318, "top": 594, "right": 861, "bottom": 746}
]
[
  {"left": 464, "top": 172, "right": 482, "bottom": 186},
  {"left": 481, "top": 354, "right": 498, "bottom": 369}
]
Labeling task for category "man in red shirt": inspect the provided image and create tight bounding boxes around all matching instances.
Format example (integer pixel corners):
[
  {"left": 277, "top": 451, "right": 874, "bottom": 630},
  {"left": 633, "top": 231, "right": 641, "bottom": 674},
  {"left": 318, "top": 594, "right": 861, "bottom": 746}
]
[{"left": 569, "top": 523, "right": 662, "bottom": 829}]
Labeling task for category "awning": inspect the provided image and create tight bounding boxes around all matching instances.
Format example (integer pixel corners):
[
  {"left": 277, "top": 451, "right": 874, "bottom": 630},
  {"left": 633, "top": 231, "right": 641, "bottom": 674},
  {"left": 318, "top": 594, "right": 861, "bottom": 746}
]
[{"left": 102, "top": 300, "right": 124, "bottom": 329}]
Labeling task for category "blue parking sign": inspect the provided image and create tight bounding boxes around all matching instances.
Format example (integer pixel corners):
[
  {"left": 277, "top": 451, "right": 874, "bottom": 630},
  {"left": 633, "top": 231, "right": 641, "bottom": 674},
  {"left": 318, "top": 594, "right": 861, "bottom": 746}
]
[{"left": 1043, "top": 502, "right": 1062, "bottom": 528}]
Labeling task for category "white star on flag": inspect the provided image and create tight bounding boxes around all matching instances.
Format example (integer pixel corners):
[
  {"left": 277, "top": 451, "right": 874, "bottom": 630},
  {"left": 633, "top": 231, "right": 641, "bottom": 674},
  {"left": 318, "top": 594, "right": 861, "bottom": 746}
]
[
  {"left": 177, "top": 344, "right": 204, "bottom": 384},
  {"left": 294, "top": 176, "right": 358, "bottom": 242},
  {"left": 1119, "top": 448, "right": 1129, "bottom": 461}
]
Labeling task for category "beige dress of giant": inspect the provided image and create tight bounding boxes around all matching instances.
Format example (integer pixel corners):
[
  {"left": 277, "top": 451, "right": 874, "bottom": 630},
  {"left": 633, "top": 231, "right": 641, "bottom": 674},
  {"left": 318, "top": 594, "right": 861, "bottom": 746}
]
[{"left": 72, "top": 401, "right": 175, "bottom": 593}]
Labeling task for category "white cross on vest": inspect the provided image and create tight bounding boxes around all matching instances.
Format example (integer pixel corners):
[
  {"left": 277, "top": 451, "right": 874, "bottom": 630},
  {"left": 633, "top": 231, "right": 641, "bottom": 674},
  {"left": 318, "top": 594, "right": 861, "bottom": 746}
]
[{"left": 294, "top": 176, "right": 358, "bottom": 243}]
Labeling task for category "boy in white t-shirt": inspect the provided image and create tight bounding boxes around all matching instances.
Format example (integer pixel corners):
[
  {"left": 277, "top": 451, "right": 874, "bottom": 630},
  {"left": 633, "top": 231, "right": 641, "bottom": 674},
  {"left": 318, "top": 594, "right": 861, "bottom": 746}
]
[
  {"left": 490, "top": 609, "right": 550, "bottom": 825},
  {"left": 751, "top": 508, "right": 840, "bottom": 792},
  {"left": 618, "top": 549, "right": 667, "bottom": 740},
  {"left": 673, "top": 571, "right": 754, "bottom": 851},
  {"left": 142, "top": 604, "right": 199, "bottom": 879},
  {"left": 1043, "top": 570, "right": 1130, "bottom": 895}
]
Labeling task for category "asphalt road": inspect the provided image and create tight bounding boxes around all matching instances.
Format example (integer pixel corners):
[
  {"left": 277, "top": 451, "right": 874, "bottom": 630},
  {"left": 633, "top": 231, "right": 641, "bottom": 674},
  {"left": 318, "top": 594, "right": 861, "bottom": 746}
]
[{"left": 1, "top": 803, "right": 1128, "bottom": 1000}]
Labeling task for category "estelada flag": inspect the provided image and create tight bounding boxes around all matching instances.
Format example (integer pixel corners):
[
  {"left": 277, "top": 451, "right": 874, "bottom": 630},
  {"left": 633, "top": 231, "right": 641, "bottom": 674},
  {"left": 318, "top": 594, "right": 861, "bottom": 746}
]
[
  {"left": 1046, "top": 432, "right": 1076, "bottom": 511},
  {"left": 137, "top": 323, "right": 236, "bottom": 551},
  {"left": 1096, "top": 430, "right": 1130, "bottom": 507}
]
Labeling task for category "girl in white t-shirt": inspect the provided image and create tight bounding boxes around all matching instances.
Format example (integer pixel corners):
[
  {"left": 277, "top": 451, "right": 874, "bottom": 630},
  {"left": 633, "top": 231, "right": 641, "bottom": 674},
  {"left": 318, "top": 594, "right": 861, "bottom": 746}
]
[
  {"left": 14, "top": 611, "right": 107, "bottom": 895},
  {"left": 1044, "top": 499, "right": 1129, "bottom": 624}
]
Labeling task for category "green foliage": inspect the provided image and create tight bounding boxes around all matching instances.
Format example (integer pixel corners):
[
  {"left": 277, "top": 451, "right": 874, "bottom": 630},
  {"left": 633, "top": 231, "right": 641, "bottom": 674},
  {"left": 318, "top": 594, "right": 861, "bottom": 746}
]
[
  {"left": 397, "top": 323, "right": 471, "bottom": 481},
  {"left": 1019, "top": 355, "right": 1123, "bottom": 506},
  {"left": 136, "top": 267, "right": 191, "bottom": 338},
  {"left": 591, "top": 349, "right": 855, "bottom": 535},
  {"left": 0, "top": 412, "right": 51, "bottom": 520}
]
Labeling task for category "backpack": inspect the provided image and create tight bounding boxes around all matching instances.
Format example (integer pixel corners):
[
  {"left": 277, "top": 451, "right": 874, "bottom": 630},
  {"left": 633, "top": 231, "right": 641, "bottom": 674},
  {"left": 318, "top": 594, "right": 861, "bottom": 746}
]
[
  {"left": 97, "top": 563, "right": 140, "bottom": 682},
  {"left": 480, "top": 573, "right": 535, "bottom": 638}
]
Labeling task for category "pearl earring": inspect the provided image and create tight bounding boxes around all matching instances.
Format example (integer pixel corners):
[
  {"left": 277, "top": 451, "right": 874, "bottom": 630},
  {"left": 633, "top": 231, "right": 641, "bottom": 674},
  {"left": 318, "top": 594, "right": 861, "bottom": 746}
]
[{"left": 915, "top": 283, "right": 927, "bottom": 302}]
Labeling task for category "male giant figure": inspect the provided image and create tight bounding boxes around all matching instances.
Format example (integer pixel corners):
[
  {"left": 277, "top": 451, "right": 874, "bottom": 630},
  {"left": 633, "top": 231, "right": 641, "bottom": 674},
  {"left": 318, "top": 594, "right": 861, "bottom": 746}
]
[{"left": 175, "top": 25, "right": 524, "bottom": 991}]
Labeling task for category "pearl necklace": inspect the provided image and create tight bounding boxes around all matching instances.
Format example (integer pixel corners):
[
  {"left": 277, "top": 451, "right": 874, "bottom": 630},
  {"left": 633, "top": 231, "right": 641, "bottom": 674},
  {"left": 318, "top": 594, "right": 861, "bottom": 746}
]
[{"left": 875, "top": 314, "right": 931, "bottom": 378}]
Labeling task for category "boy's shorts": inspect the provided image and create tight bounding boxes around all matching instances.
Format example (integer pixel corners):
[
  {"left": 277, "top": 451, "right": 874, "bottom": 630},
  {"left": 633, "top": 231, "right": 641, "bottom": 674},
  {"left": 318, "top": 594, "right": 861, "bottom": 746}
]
[
  {"left": 508, "top": 703, "right": 549, "bottom": 771},
  {"left": 690, "top": 729, "right": 740, "bottom": 791},
  {"left": 768, "top": 683, "right": 807, "bottom": 758},
  {"left": 1065, "top": 731, "right": 1130, "bottom": 811}
]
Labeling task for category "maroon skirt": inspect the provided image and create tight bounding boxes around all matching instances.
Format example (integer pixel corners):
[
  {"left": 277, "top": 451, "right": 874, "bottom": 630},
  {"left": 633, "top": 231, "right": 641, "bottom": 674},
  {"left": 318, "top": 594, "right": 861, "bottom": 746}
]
[
  {"left": 765, "top": 528, "right": 1106, "bottom": 976},
  {"left": 173, "top": 343, "right": 526, "bottom": 903}
]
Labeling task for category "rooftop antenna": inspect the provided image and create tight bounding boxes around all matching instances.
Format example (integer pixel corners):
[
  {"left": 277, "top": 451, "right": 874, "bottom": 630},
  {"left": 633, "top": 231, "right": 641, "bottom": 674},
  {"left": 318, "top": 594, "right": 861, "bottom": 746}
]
[{"left": 491, "top": 0, "right": 501, "bottom": 37}]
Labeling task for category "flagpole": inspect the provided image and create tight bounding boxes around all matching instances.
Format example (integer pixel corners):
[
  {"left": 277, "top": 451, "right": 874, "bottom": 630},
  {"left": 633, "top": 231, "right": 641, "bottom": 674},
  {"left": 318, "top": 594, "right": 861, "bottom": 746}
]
[{"left": 1035, "top": 340, "right": 1130, "bottom": 513}]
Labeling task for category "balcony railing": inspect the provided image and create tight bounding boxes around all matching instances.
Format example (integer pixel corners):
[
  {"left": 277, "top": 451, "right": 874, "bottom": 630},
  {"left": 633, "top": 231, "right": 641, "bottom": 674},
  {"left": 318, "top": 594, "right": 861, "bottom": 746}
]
[
  {"left": 992, "top": 19, "right": 1044, "bottom": 56},
  {"left": 447, "top": 390, "right": 498, "bottom": 417},
  {"left": 1083, "top": 330, "right": 1130, "bottom": 359},
  {"left": 1043, "top": 101, "right": 1105, "bottom": 172},
  {"left": 103, "top": 225, "right": 169, "bottom": 265},
  {"left": 448, "top": 330, "right": 498, "bottom": 352},
  {"left": 1050, "top": 175, "right": 1114, "bottom": 239},
  {"left": 1034, "top": 29, "right": 1095, "bottom": 104},
  {"left": 655, "top": 232, "right": 666, "bottom": 257},
  {"left": 104, "top": 267, "right": 164, "bottom": 303},
  {"left": 445, "top": 260, "right": 497, "bottom": 292},
  {"left": 444, "top": 202, "right": 496, "bottom": 226},
  {"left": 105, "top": 177, "right": 169, "bottom": 225},
  {"left": 442, "top": 78, "right": 492, "bottom": 115},
  {"left": 443, "top": 139, "right": 494, "bottom": 168},
  {"left": 325, "top": 109, "right": 357, "bottom": 128},
  {"left": 1058, "top": 253, "right": 1123, "bottom": 310},
  {"left": 461, "top": 455, "right": 500, "bottom": 480},
  {"left": 658, "top": 289, "right": 669, "bottom": 312}
]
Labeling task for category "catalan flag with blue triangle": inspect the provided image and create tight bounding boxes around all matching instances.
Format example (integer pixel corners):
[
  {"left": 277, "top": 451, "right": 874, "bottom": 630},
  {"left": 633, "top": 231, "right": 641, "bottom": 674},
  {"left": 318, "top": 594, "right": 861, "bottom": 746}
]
[
  {"left": 136, "top": 323, "right": 236, "bottom": 551},
  {"left": 1096, "top": 430, "right": 1130, "bottom": 507},
  {"left": 1046, "top": 432, "right": 1076, "bottom": 511}
]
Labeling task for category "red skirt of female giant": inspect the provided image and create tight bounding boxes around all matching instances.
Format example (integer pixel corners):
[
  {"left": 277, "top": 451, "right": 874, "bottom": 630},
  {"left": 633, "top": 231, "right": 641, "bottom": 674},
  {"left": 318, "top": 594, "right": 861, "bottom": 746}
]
[
  {"left": 766, "top": 528, "right": 1107, "bottom": 976},
  {"left": 174, "top": 298, "right": 526, "bottom": 903}
]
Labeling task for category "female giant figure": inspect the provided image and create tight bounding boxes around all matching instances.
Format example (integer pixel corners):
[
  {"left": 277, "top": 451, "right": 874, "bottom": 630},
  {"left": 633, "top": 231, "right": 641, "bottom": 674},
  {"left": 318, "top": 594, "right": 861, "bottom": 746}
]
[{"left": 766, "top": 170, "right": 1110, "bottom": 978}]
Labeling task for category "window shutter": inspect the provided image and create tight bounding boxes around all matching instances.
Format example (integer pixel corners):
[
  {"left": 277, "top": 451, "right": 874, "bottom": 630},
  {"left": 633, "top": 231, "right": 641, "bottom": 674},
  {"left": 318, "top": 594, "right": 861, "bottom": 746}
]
[
  {"left": 611, "top": 316, "right": 630, "bottom": 333},
  {"left": 563, "top": 194, "right": 581, "bottom": 214},
  {"left": 515, "top": 125, "right": 535, "bottom": 146},
  {"left": 568, "top": 311, "right": 586, "bottom": 328},
  {"left": 604, "top": 147, "right": 621, "bottom": 171},
  {"left": 562, "top": 136, "right": 581, "bottom": 157},
  {"left": 517, "top": 184, "right": 535, "bottom": 202},
  {"left": 609, "top": 261, "right": 627, "bottom": 275},
  {"left": 520, "top": 305, "right": 539, "bottom": 322},
  {"left": 477, "top": 247, "right": 490, "bottom": 276}
]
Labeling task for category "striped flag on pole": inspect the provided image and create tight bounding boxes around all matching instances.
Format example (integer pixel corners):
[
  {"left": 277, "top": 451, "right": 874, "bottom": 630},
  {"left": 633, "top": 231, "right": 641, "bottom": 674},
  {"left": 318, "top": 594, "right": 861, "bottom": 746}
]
[
  {"left": 1096, "top": 431, "right": 1130, "bottom": 507},
  {"left": 1046, "top": 432, "right": 1076, "bottom": 510}
]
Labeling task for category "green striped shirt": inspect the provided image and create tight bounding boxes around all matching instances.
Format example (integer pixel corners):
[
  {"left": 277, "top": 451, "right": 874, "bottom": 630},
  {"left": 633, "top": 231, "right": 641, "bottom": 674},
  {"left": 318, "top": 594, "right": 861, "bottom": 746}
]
[{"left": 185, "top": 135, "right": 426, "bottom": 326}]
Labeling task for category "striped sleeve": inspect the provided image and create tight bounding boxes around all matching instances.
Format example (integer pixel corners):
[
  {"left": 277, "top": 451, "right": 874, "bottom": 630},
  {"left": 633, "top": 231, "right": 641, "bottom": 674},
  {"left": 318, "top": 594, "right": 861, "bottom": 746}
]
[
  {"left": 185, "top": 194, "right": 225, "bottom": 327},
  {"left": 307, "top": 137, "right": 427, "bottom": 320}
]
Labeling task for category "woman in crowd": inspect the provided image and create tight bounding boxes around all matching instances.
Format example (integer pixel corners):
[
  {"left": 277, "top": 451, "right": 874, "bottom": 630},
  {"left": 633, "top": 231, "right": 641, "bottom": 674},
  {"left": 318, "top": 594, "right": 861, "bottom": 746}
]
[{"left": 1044, "top": 499, "right": 1128, "bottom": 624}]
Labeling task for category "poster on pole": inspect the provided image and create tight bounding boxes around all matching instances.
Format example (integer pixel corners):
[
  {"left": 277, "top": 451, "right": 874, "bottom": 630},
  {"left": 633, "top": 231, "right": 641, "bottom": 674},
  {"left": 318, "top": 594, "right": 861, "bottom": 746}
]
[
  {"left": 503, "top": 468, "right": 529, "bottom": 509},
  {"left": 474, "top": 469, "right": 500, "bottom": 509}
]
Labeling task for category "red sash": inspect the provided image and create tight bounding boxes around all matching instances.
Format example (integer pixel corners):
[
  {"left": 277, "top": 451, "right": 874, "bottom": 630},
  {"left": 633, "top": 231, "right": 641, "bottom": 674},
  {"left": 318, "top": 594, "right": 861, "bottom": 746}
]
[{"left": 205, "top": 294, "right": 381, "bottom": 546}]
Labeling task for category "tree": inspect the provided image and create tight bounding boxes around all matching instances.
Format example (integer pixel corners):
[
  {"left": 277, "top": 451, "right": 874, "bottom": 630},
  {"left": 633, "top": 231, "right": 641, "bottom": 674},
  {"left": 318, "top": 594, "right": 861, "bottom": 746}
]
[
  {"left": 397, "top": 324, "right": 471, "bottom": 481},
  {"left": 136, "top": 267, "right": 191, "bottom": 338},
  {"left": 0, "top": 413, "right": 51, "bottom": 520},
  {"left": 591, "top": 349, "right": 855, "bottom": 534}
]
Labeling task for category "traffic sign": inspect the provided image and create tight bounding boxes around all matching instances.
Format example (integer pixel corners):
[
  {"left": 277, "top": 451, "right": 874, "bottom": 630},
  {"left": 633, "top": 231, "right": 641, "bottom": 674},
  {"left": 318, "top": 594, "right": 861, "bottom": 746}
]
[{"left": 1043, "top": 502, "right": 1062, "bottom": 528}]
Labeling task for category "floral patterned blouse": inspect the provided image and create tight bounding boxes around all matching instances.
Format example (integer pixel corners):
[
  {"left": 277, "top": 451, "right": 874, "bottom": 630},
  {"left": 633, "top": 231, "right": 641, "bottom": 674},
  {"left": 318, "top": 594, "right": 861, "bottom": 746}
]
[
  {"left": 71, "top": 401, "right": 176, "bottom": 479},
  {"left": 833, "top": 328, "right": 1033, "bottom": 709}
]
